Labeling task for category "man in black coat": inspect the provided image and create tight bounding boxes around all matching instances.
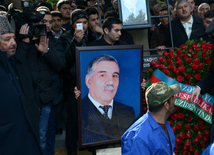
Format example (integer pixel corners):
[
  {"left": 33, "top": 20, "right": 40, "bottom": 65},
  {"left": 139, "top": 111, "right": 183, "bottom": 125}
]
[
  {"left": 191, "top": 19, "right": 214, "bottom": 144},
  {"left": 0, "top": 16, "right": 43, "bottom": 155},
  {"left": 158, "top": 0, "right": 203, "bottom": 49},
  {"left": 60, "top": 9, "right": 96, "bottom": 155},
  {"left": 88, "top": 17, "right": 126, "bottom": 46}
]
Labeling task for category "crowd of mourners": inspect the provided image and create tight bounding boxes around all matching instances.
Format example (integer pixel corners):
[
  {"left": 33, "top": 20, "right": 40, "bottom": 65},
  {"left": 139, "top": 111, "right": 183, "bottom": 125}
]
[{"left": 1, "top": 0, "right": 214, "bottom": 154}]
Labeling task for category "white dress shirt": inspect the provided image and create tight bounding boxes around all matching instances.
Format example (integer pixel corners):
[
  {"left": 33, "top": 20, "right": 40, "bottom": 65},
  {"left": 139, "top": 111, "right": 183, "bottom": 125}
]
[{"left": 181, "top": 15, "right": 193, "bottom": 39}]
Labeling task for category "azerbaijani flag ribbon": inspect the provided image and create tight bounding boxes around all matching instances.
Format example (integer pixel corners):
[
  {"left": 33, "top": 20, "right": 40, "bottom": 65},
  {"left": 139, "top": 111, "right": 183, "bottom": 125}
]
[{"left": 146, "top": 69, "right": 213, "bottom": 124}]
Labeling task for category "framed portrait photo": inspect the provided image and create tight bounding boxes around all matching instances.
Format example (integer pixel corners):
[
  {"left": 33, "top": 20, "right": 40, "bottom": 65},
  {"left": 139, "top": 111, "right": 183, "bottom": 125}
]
[
  {"left": 118, "top": 0, "right": 151, "bottom": 29},
  {"left": 76, "top": 45, "right": 143, "bottom": 148}
]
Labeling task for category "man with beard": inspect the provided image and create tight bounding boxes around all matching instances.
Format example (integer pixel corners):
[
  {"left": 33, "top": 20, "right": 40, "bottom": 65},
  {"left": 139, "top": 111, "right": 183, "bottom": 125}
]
[
  {"left": 122, "top": 82, "right": 181, "bottom": 154},
  {"left": 158, "top": 0, "right": 203, "bottom": 49},
  {"left": 51, "top": 11, "right": 66, "bottom": 38}
]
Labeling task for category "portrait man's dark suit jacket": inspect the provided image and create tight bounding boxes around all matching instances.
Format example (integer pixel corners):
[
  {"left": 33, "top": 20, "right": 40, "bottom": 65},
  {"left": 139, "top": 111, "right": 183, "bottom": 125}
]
[
  {"left": 163, "top": 15, "right": 203, "bottom": 48},
  {"left": 82, "top": 95, "right": 135, "bottom": 144}
]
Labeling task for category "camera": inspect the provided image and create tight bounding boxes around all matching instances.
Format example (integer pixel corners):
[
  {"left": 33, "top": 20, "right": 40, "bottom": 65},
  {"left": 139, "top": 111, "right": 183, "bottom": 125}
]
[{"left": 10, "top": 0, "right": 47, "bottom": 38}]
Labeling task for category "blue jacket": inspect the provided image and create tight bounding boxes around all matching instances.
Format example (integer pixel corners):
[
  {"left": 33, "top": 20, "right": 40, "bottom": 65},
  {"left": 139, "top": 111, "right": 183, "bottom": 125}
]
[
  {"left": 121, "top": 111, "right": 175, "bottom": 155},
  {"left": 202, "top": 143, "right": 214, "bottom": 155}
]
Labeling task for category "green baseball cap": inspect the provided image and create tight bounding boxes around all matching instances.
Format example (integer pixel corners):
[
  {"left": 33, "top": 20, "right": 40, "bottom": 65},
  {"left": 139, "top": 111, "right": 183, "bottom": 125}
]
[{"left": 145, "top": 82, "right": 181, "bottom": 106}]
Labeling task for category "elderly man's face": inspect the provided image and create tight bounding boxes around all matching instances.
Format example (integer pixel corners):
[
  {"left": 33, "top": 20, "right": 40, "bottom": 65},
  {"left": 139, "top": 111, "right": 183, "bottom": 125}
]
[
  {"left": 159, "top": 10, "right": 170, "bottom": 27},
  {"left": 176, "top": 2, "right": 191, "bottom": 20},
  {"left": 198, "top": 4, "right": 210, "bottom": 17},
  {"left": 86, "top": 61, "right": 119, "bottom": 105},
  {"left": 0, "top": 33, "right": 17, "bottom": 58}
]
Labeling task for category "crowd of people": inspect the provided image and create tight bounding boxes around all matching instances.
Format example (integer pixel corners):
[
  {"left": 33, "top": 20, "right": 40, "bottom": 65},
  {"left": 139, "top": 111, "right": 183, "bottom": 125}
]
[{"left": 1, "top": 0, "right": 214, "bottom": 154}]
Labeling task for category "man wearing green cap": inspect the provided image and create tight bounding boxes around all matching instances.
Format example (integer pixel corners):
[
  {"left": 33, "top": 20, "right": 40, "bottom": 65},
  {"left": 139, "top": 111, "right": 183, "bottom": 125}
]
[{"left": 121, "top": 82, "right": 181, "bottom": 155}]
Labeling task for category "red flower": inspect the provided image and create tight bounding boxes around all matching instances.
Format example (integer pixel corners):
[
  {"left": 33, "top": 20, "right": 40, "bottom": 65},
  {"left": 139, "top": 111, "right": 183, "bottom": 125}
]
[
  {"left": 189, "top": 147, "right": 194, "bottom": 152},
  {"left": 195, "top": 46, "right": 201, "bottom": 52},
  {"left": 154, "top": 63, "right": 160, "bottom": 69},
  {"left": 176, "top": 124, "right": 182, "bottom": 129},
  {"left": 186, "top": 58, "right": 192, "bottom": 64},
  {"left": 182, "top": 54, "right": 187, "bottom": 59},
  {"left": 209, "top": 52, "right": 212, "bottom": 58},
  {"left": 194, "top": 151, "right": 200, "bottom": 155},
  {"left": 207, "top": 43, "right": 213, "bottom": 50},
  {"left": 168, "top": 51, "right": 174, "bottom": 58},
  {"left": 176, "top": 49, "right": 182, "bottom": 55},
  {"left": 185, "top": 73, "right": 191, "bottom": 80},
  {"left": 203, "top": 47, "right": 208, "bottom": 52},
  {"left": 181, "top": 44, "right": 187, "bottom": 49},
  {"left": 198, "top": 64, "right": 204, "bottom": 70},
  {"left": 171, "top": 114, "right": 178, "bottom": 120},
  {"left": 201, "top": 42, "right": 207, "bottom": 48},
  {"left": 176, "top": 60, "right": 183, "bottom": 66},
  {"left": 188, "top": 48, "right": 193, "bottom": 53},
  {"left": 173, "top": 68, "right": 179, "bottom": 74},
  {"left": 183, "top": 145, "right": 188, "bottom": 150},
  {"left": 147, "top": 67, "right": 152, "bottom": 72},
  {"left": 201, "top": 51, "right": 207, "bottom": 57},
  {"left": 191, "top": 43, "right": 197, "bottom": 48},
  {"left": 203, "top": 136, "right": 209, "bottom": 142},
  {"left": 189, "top": 111, "right": 193, "bottom": 114},
  {"left": 186, "top": 116, "right": 192, "bottom": 122},
  {"left": 163, "top": 68, "right": 169, "bottom": 75},
  {"left": 159, "top": 64, "right": 165, "bottom": 69},
  {"left": 168, "top": 64, "right": 175, "bottom": 70},
  {"left": 204, "top": 130, "right": 210, "bottom": 137},
  {"left": 178, "top": 133, "right": 185, "bottom": 140},
  {"left": 185, "top": 140, "right": 190, "bottom": 146},
  {"left": 174, "top": 149, "right": 178, "bottom": 154},
  {"left": 197, "top": 117, "right": 203, "bottom": 123},
  {"left": 193, "top": 138, "right": 199, "bottom": 144},
  {"left": 169, "top": 49, "right": 174, "bottom": 53},
  {"left": 177, "top": 112, "right": 184, "bottom": 119},
  {"left": 186, "top": 81, "right": 191, "bottom": 85},
  {"left": 185, "top": 124, "right": 190, "bottom": 131},
  {"left": 167, "top": 58, "right": 173, "bottom": 64},
  {"left": 200, "top": 122, "right": 205, "bottom": 130},
  {"left": 150, "top": 60, "right": 156, "bottom": 66},
  {"left": 168, "top": 121, "right": 172, "bottom": 126},
  {"left": 193, "top": 59, "right": 200, "bottom": 65},
  {"left": 186, "top": 132, "right": 191, "bottom": 139},
  {"left": 198, "top": 132, "right": 203, "bottom": 139},
  {"left": 194, "top": 74, "right": 201, "bottom": 81},
  {"left": 174, "top": 106, "right": 180, "bottom": 110},
  {"left": 192, "top": 53, "right": 197, "bottom": 58},
  {"left": 175, "top": 144, "right": 179, "bottom": 149},
  {"left": 175, "top": 55, "right": 180, "bottom": 61},
  {"left": 193, "top": 125, "right": 199, "bottom": 132},
  {"left": 191, "top": 64, "right": 198, "bottom": 70},
  {"left": 163, "top": 51, "right": 168, "bottom": 56},
  {"left": 158, "top": 57, "right": 166, "bottom": 63},
  {"left": 177, "top": 76, "right": 183, "bottom": 82},
  {"left": 201, "top": 142, "right": 206, "bottom": 148},
  {"left": 178, "top": 66, "right": 185, "bottom": 73},
  {"left": 175, "top": 138, "right": 182, "bottom": 144},
  {"left": 172, "top": 127, "right": 176, "bottom": 132},
  {"left": 205, "top": 58, "right": 211, "bottom": 64}
]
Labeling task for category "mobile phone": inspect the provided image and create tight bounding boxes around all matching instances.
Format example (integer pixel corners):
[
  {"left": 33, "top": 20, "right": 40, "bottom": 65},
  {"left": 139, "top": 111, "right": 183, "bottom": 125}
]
[{"left": 76, "top": 23, "right": 83, "bottom": 30}]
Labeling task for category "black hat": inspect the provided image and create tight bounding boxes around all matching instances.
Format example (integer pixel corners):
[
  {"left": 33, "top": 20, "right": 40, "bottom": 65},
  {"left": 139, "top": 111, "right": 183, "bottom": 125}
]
[
  {"left": 51, "top": 11, "right": 62, "bottom": 18},
  {"left": 0, "top": 5, "right": 6, "bottom": 11},
  {"left": 205, "top": 19, "right": 214, "bottom": 34},
  {"left": 70, "top": 9, "right": 88, "bottom": 25}
]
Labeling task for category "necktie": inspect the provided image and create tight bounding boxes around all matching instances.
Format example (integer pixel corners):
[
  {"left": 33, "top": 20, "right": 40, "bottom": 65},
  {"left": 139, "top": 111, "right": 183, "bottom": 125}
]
[{"left": 99, "top": 105, "right": 111, "bottom": 119}]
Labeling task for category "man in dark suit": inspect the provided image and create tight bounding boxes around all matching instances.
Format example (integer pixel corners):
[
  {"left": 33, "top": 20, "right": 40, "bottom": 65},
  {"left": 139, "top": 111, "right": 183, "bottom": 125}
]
[
  {"left": 82, "top": 55, "right": 135, "bottom": 144},
  {"left": 158, "top": 0, "right": 203, "bottom": 49},
  {"left": 191, "top": 19, "right": 214, "bottom": 144}
]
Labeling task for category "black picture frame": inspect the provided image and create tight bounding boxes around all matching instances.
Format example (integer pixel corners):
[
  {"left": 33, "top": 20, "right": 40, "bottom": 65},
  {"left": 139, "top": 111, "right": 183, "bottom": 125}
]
[
  {"left": 75, "top": 45, "right": 143, "bottom": 148},
  {"left": 118, "top": 0, "right": 151, "bottom": 29}
]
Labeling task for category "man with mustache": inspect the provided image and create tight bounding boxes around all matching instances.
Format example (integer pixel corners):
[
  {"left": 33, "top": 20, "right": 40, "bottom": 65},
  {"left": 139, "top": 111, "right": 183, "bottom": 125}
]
[
  {"left": 51, "top": 11, "right": 66, "bottom": 38},
  {"left": 158, "top": 0, "right": 203, "bottom": 49},
  {"left": 82, "top": 55, "right": 135, "bottom": 144}
]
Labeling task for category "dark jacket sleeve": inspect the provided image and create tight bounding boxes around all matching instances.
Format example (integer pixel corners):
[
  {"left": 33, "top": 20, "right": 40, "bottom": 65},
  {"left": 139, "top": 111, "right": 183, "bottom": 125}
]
[
  {"left": 43, "top": 40, "right": 64, "bottom": 72},
  {"left": 197, "top": 51, "right": 214, "bottom": 95},
  {"left": 16, "top": 41, "right": 30, "bottom": 58}
]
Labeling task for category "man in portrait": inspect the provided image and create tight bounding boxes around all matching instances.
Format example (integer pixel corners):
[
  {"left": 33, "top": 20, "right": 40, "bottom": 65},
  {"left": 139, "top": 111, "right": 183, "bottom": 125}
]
[
  {"left": 81, "top": 55, "right": 135, "bottom": 144},
  {"left": 121, "top": 0, "right": 147, "bottom": 24}
]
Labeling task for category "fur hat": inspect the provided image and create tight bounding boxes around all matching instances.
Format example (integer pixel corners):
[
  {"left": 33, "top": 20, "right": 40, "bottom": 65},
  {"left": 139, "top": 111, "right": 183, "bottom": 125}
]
[
  {"left": 70, "top": 9, "right": 88, "bottom": 25},
  {"left": 0, "top": 15, "right": 14, "bottom": 37}
]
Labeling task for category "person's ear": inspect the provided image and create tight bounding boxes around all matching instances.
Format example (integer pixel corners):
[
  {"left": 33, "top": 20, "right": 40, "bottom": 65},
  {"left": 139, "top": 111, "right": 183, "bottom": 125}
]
[
  {"left": 85, "top": 74, "right": 91, "bottom": 88},
  {"left": 164, "top": 101, "right": 169, "bottom": 110},
  {"left": 104, "top": 27, "right": 109, "bottom": 34}
]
